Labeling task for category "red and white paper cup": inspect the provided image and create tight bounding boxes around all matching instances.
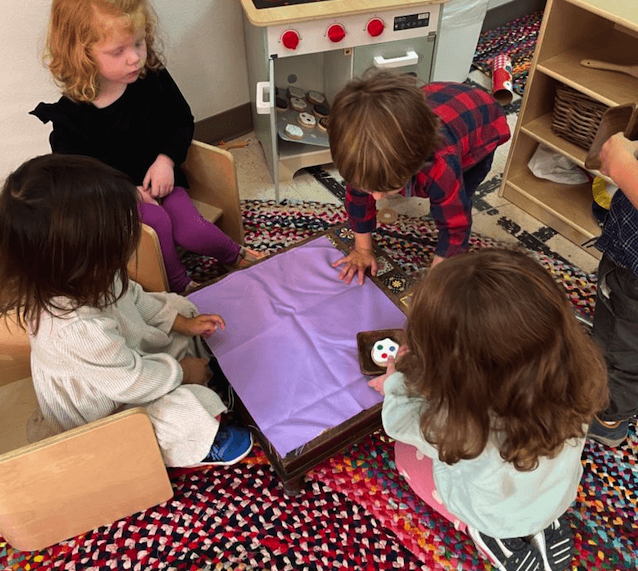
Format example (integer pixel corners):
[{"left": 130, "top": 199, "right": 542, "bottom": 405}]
[{"left": 491, "top": 54, "right": 513, "bottom": 105}]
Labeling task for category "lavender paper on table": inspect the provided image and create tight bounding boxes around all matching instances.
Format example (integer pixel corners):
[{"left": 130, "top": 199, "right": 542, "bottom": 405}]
[{"left": 188, "top": 236, "right": 407, "bottom": 456}]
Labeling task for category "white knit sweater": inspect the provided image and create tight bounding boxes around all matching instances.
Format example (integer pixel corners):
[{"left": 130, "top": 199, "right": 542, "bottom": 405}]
[{"left": 29, "top": 279, "right": 226, "bottom": 467}]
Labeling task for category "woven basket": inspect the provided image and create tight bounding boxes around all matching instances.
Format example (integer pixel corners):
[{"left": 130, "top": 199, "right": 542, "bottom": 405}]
[{"left": 552, "top": 84, "right": 608, "bottom": 150}]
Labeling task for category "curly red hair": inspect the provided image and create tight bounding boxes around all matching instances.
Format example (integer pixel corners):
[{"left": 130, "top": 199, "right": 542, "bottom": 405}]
[{"left": 45, "top": 0, "right": 163, "bottom": 102}]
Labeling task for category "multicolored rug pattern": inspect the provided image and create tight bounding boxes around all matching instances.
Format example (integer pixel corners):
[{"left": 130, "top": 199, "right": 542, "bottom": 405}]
[
  {"left": 2, "top": 201, "right": 635, "bottom": 571},
  {"left": 472, "top": 10, "right": 543, "bottom": 96}
]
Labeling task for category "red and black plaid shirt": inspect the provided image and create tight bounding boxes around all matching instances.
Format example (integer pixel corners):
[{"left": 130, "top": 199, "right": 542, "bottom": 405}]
[{"left": 345, "top": 82, "right": 510, "bottom": 258}]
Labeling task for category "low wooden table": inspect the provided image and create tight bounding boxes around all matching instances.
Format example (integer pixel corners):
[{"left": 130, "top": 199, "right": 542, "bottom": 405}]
[
  {"left": 235, "top": 389, "right": 384, "bottom": 495},
  {"left": 205, "top": 225, "right": 414, "bottom": 495}
]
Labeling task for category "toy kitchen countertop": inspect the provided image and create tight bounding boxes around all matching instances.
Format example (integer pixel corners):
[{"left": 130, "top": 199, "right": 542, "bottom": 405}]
[{"left": 240, "top": 0, "right": 450, "bottom": 26}]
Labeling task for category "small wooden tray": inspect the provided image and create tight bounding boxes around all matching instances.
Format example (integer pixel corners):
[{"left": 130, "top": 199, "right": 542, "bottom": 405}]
[{"left": 357, "top": 328, "right": 406, "bottom": 376}]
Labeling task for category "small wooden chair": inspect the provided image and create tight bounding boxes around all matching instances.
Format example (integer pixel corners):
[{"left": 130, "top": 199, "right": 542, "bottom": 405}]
[
  {"left": 128, "top": 140, "right": 245, "bottom": 292},
  {"left": 0, "top": 316, "right": 174, "bottom": 551}
]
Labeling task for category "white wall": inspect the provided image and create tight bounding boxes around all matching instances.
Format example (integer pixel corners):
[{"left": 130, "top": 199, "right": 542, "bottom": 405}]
[
  {"left": 0, "top": 0, "right": 250, "bottom": 184},
  {"left": 153, "top": 0, "right": 249, "bottom": 122},
  {"left": 1, "top": 1, "right": 59, "bottom": 182}
]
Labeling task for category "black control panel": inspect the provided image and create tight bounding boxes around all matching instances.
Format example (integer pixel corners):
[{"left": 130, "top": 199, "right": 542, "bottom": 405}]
[{"left": 394, "top": 12, "right": 431, "bottom": 31}]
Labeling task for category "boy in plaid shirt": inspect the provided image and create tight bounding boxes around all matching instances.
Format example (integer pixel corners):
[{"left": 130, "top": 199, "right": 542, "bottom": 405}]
[{"left": 327, "top": 71, "right": 510, "bottom": 285}]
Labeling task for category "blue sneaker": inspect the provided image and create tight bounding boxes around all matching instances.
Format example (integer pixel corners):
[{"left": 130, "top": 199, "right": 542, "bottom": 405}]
[
  {"left": 199, "top": 425, "right": 253, "bottom": 466},
  {"left": 587, "top": 416, "right": 629, "bottom": 447}
]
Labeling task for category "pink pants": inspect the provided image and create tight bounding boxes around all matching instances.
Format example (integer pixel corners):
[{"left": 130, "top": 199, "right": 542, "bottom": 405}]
[
  {"left": 394, "top": 441, "right": 467, "bottom": 533},
  {"left": 138, "top": 187, "right": 241, "bottom": 292}
]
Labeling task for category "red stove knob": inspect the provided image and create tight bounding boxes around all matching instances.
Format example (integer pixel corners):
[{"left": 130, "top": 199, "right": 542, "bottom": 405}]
[
  {"left": 366, "top": 17, "right": 385, "bottom": 37},
  {"left": 281, "top": 29, "right": 300, "bottom": 50},
  {"left": 327, "top": 23, "right": 346, "bottom": 43}
]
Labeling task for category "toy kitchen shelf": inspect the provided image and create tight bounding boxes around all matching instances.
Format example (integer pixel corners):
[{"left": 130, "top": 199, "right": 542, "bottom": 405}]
[
  {"left": 500, "top": 0, "right": 638, "bottom": 259},
  {"left": 240, "top": 0, "right": 450, "bottom": 201}
]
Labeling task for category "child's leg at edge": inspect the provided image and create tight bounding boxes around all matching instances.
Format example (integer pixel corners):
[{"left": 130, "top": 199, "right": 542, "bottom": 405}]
[
  {"left": 593, "top": 253, "right": 638, "bottom": 422},
  {"left": 162, "top": 187, "right": 241, "bottom": 265},
  {"left": 138, "top": 202, "right": 191, "bottom": 293},
  {"left": 394, "top": 441, "right": 467, "bottom": 533}
]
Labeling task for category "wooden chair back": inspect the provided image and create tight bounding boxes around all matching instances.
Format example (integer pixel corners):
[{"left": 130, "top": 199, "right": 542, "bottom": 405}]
[
  {"left": 0, "top": 318, "right": 173, "bottom": 551},
  {"left": 128, "top": 140, "right": 244, "bottom": 292},
  {"left": 0, "top": 408, "right": 173, "bottom": 551}
]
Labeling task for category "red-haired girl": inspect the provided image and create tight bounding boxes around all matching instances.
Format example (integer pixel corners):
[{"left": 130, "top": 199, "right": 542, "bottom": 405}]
[{"left": 31, "top": 0, "right": 263, "bottom": 293}]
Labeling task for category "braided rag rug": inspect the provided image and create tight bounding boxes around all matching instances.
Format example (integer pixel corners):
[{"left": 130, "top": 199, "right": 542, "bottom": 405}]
[
  {"left": 1, "top": 201, "right": 636, "bottom": 571},
  {"left": 472, "top": 10, "right": 543, "bottom": 96}
]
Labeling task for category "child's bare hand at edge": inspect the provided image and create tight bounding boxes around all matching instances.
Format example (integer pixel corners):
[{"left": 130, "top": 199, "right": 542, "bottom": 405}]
[
  {"left": 430, "top": 254, "right": 445, "bottom": 268},
  {"left": 368, "top": 345, "right": 408, "bottom": 395},
  {"left": 600, "top": 133, "right": 638, "bottom": 181},
  {"left": 172, "top": 313, "right": 226, "bottom": 338},
  {"left": 368, "top": 356, "right": 397, "bottom": 395},
  {"left": 179, "top": 356, "right": 212, "bottom": 386},
  {"left": 142, "top": 153, "right": 175, "bottom": 198}
]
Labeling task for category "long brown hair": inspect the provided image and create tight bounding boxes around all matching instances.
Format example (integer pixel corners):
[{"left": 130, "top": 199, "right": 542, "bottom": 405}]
[
  {"left": 0, "top": 154, "right": 141, "bottom": 333},
  {"left": 45, "top": 0, "right": 164, "bottom": 102},
  {"left": 397, "top": 248, "right": 608, "bottom": 470},
  {"left": 328, "top": 70, "right": 441, "bottom": 193}
]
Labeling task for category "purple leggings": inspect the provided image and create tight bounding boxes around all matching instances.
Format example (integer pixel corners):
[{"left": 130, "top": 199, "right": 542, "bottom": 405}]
[{"left": 138, "top": 187, "right": 241, "bottom": 292}]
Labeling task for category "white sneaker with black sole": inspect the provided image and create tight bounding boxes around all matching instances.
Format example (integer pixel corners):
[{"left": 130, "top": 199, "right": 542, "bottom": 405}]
[
  {"left": 468, "top": 527, "right": 543, "bottom": 571},
  {"left": 530, "top": 516, "right": 574, "bottom": 571}
]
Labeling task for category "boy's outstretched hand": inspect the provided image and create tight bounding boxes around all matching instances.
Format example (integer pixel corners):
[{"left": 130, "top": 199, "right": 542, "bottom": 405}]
[
  {"left": 599, "top": 133, "right": 638, "bottom": 209},
  {"left": 332, "top": 248, "right": 378, "bottom": 285},
  {"left": 332, "top": 231, "right": 378, "bottom": 285},
  {"left": 172, "top": 313, "right": 226, "bottom": 338}
]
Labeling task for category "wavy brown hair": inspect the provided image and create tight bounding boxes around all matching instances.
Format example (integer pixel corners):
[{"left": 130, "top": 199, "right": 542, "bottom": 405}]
[
  {"left": 0, "top": 154, "right": 141, "bottom": 333},
  {"left": 45, "top": 0, "right": 164, "bottom": 102},
  {"left": 397, "top": 248, "right": 608, "bottom": 471},
  {"left": 328, "top": 70, "right": 441, "bottom": 193}
]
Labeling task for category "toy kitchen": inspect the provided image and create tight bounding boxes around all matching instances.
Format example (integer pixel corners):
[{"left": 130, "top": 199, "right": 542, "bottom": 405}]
[{"left": 240, "top": 0, "right": 450, "bottom": 199}]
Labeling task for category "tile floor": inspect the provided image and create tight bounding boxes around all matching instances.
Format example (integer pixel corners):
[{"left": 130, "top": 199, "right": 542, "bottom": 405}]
[{"left": 226, "top": 70, "right": 600, "bottom": 275}]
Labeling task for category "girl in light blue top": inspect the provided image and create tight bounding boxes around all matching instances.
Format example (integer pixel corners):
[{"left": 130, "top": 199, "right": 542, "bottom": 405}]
[{"left": 369, "top": 248, "right": 608, "bottom": 571}]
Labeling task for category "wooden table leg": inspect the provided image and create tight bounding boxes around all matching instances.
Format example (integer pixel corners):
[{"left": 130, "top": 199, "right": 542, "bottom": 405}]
[{"left": 282, "top": 475, "right": 305, "bottom": 496}]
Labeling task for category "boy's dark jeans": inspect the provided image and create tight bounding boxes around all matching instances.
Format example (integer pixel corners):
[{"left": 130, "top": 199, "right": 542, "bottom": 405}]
[
  {"left": 463, "top": 152, "right": 495, "bottom": 199},
  {"left": 593, "top": 253, "right": 638, "bottom": 421}
]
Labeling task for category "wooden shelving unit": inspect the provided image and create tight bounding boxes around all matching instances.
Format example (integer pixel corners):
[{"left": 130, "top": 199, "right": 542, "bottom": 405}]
[{"left": 500, "top": 0, "right": 638, "bottom": 258}]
